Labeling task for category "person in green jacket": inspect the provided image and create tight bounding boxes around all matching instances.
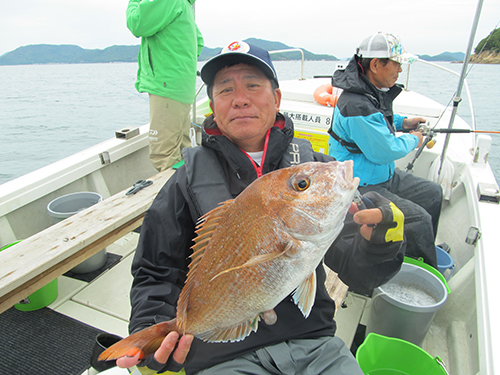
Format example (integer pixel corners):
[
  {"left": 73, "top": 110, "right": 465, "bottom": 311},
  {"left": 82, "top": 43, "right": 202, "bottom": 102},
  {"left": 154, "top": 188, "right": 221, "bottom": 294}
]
[{"left": 127, "top": 0, "right": 204, "bottom": 172}]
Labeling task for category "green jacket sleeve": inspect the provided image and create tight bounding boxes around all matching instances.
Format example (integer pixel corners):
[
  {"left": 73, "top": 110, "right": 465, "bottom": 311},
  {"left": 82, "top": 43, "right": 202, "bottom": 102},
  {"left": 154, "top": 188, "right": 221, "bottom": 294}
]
[
  {"left": 196, "top": 24, "right": 204, "bottom": 57},
  {"left": 126, "top": 0, "right": 183, "bottom": 38}
]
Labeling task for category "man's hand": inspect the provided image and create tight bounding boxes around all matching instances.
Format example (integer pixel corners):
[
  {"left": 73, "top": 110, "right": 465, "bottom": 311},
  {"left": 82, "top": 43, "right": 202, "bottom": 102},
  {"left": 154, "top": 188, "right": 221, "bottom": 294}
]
[
  {"left": 402, "top": 116, "right": 426, "bottom": 130},
  {"left": 351, "top": 204, "right": 382, "bottom": 241},
  {"left": 352, "top": 191, "right": 404, "bottom": 243},
  {"left": 116, "top": 332, "right": 194, "bottom": 371},
  {"left": 402, "top": 117, "right": 426, "bottom": 148},
  {"left": 409, "top": 130, "right": 424, "bottom": 148}
]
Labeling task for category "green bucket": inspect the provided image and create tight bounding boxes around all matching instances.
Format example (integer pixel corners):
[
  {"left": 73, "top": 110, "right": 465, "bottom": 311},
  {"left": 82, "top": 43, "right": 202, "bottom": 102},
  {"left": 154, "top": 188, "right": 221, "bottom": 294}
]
[
  {"left": 356, "top": 333, "right": 448, "bottom": 374},
  {"left": 1, "top": 241, "right": 58, "bottom": 311},
  {"left": 404, "top": 256, "right": 451, "bottom": 295}
]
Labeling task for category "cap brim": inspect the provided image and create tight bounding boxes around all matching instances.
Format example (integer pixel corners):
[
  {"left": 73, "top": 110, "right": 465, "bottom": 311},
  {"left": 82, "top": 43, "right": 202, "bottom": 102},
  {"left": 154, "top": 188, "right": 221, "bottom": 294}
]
[
  {"left": 390, "top": 52, "right": 418, "bottom": 64},
  {"left": 201, "top": 52, "right": 277, "bottom": 87}
]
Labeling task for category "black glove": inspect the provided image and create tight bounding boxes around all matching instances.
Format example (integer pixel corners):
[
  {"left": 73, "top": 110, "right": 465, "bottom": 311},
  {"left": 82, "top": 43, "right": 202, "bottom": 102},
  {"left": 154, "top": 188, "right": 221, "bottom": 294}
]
[
  {"left": 362, "top": 191, "right": 404, "bottom": 244},
  {"left": 137, "top": 353, "right": 184, "bottom": 373}
]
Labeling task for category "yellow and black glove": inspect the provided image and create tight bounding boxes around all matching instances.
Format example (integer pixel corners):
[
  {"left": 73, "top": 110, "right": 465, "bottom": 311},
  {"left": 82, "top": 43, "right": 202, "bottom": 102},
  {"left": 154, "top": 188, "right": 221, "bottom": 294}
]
[{"left": 362, "top": 191, "right": 404, "bottom": 244}]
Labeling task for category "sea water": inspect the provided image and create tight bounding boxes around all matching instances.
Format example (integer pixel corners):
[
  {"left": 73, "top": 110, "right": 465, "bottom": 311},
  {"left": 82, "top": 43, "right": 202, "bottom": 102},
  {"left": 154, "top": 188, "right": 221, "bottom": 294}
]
[{"left": 1, "top": 60, "right": 499, "bottom": 185}]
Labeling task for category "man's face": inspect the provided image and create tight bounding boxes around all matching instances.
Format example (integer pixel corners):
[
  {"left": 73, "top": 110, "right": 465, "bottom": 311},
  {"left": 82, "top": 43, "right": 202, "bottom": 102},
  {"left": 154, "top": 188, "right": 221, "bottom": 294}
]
[
  {"left": 369, "top": 59, "right": 402, "bottom": 89},
  {"left": 209, "top": 63, "right": 281, "bottom": 152}
]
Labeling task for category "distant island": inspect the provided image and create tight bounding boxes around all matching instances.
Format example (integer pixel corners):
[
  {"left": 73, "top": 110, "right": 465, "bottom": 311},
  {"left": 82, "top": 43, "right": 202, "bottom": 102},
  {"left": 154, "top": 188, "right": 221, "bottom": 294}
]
[
  {"left": 0, "top": 38, "right": 340, "bottom": 66},
  {"left": 0, "top": 37, "right": 476, "bottom": 66}
]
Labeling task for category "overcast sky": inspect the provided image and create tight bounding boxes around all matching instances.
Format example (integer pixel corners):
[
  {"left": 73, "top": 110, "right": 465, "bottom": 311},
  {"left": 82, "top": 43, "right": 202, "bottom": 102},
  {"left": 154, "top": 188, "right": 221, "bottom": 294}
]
[{"left": 2, "top": 0, "right": 499, "bottom": 58}]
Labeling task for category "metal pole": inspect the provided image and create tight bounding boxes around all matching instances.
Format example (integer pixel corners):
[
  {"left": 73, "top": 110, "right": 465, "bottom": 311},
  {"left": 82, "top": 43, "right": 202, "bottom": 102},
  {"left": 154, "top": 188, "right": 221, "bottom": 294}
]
[
  {"left": 192, "top": 2, "right": 198, "bottom": 126},
  {"left": 269, "top": 49, "right": 305, "bottom": 80},
  {"left": 438, "top": 0, "right": 484, "bottom": 174}
]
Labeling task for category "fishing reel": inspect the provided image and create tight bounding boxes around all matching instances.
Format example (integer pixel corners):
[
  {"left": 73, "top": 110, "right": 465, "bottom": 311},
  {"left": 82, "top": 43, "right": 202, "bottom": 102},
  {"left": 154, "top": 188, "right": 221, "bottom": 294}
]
[
  {"left": 415, "top": 122, "right": 437, "bottom": 149},
  {"left": 405, "top": 122, "right": 437, "bottom": 172},
  {"left": 416, "top": 122, "right": 431, "bottom": 135}
]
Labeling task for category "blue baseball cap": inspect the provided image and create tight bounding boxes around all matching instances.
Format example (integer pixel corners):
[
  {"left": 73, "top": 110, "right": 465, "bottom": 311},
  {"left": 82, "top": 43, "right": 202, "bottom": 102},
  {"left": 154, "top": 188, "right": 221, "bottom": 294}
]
[{"left": 200, "top": 40, "right": 279, "bottom": 87}]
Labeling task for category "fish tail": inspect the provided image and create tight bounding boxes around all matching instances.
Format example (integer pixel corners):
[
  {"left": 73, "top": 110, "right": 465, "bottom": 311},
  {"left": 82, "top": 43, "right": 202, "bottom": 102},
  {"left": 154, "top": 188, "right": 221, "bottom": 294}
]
[{"left": 98, "top": 319, "right": 179, "bottom": 362}]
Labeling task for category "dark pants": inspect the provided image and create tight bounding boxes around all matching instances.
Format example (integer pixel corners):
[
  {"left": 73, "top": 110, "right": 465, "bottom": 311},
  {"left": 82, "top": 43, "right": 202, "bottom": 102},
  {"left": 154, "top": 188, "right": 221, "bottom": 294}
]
[
  {"left": 360, "top": 170, "right": 442, "bottom": 267},
  {"left": 195, "top": 336, "right": 363, "bottom": 375}
]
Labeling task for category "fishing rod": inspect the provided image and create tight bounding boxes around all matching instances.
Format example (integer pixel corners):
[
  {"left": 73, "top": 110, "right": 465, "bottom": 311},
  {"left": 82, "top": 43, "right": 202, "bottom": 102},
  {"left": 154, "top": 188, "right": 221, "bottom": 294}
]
[
  {"left": 404, "top": 123, "right": 500, "bottom": 172},
  {"left": 107, "top": 81, "right": 150, "bottom": 102},
  {"left": 416, "top": 125, "right": 500, "bottom": 136},
  {"left": 405, "top": 125, "right": 437, "bottom": 173}
]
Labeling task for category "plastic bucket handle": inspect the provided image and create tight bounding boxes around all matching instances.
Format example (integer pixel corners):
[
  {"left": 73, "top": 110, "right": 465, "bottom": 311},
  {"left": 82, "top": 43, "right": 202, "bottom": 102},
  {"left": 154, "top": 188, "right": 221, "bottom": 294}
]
[
  {"left": 356, "top": 333, "right": 449, "bottom": 375},
  {"left": 436, "top": 246, "right": 455, "bottom": 281}
]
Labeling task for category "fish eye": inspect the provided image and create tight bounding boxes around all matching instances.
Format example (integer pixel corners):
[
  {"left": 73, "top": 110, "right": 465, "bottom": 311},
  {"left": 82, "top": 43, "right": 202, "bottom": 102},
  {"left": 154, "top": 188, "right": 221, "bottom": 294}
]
[{"left": 291, "top": 174, "right": 311, "bottom": 192}]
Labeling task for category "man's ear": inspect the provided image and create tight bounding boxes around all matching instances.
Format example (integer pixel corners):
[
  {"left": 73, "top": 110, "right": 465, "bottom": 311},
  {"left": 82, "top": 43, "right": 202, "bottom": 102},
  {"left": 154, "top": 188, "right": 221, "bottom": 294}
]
[
  {"left": 209, "top": 100, "right": 216, "bottom": 121},
  {"left": 369, "top": 58, "right": 379, "bottom": 74},
  {"left": 274, "top": 88, "right": 282, "bottom": 113}
]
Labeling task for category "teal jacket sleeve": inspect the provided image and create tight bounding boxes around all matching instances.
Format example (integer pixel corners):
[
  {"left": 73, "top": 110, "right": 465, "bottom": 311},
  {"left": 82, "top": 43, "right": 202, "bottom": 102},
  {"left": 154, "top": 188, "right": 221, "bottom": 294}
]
[
  {"left": 394, "top": 114, "right": 406, "bottom": 131},
  {"left": 348, "top": 112, "right": 418, "bottom": 165}
]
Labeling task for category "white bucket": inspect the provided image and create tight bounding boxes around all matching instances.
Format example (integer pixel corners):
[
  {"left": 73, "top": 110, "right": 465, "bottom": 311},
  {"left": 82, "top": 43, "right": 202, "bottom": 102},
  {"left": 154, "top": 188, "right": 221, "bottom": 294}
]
[
  {"left": 365, "top": 263, "right": 448, "bottom": 346},
  {"left": 47, "top": 192, "right": 107, "bottom": 273}
]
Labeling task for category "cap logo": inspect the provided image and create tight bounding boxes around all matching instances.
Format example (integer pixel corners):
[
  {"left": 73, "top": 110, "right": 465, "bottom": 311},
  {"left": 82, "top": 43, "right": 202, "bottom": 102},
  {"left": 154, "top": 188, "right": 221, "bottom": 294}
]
[
  {"left": 223, "top": 41, "right": 250, "bottom": 54},
  {"left": 200, "top": 40, "right": 279, "bottom": 87},
  {"left": 386, "top": 34, "right": 404, "bottom": 57}
]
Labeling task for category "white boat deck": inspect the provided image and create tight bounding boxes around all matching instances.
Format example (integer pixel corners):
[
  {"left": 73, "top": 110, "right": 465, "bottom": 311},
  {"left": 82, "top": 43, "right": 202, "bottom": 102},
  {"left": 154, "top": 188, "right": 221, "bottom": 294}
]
[{"left": 48, "top": 232, "right": 138, "bottom": 375}]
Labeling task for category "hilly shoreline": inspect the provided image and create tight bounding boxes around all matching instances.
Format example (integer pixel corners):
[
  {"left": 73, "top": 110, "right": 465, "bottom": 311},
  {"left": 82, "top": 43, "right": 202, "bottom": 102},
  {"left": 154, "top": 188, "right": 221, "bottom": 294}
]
[
  {"left": 0, "top": 37, "right": 471, "bottom": 66},
  {"left": 470, "top": 50, "right": 500, "bottom": 64}
]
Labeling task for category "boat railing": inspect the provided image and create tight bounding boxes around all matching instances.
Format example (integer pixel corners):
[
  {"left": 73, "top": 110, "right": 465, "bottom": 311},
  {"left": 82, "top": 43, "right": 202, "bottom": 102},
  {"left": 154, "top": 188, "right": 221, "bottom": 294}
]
[
  {"left": 269, "top": 48, "right": 305, "bottom": 80},
  {"left": 192, "top": 72, "right": 206, "bottom": 126},
  {"left": 405, "top": 58, "right": 476, "bottom": 131}
]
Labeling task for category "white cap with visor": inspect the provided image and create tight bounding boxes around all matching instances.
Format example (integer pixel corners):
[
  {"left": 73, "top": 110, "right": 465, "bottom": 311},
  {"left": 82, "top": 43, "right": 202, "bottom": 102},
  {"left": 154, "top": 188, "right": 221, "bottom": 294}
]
[{"left": 356, "top": 32, "right": 417, "bottom": 64}]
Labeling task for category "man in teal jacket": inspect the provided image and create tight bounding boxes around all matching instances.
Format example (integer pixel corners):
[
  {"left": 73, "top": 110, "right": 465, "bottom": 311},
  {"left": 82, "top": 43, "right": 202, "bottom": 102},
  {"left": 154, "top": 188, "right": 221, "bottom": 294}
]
[
  {"left": 328, "top": 32, "right": 442, "bottom": 267},
  {"left": 127, "top": 0, "right": 204, "bottom": 172}
]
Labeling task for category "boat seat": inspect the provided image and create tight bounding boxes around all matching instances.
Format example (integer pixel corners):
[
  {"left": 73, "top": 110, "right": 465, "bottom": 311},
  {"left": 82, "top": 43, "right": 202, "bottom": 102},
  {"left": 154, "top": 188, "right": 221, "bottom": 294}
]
[{"left": 0, "top": 168, "right": 176, "bottom": 314}]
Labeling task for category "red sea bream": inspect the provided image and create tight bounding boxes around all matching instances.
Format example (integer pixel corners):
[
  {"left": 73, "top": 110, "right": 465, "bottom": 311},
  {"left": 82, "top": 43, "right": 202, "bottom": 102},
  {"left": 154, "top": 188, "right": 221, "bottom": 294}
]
[{"left": 99, "top": 160, "right": 359, "bottom": 361}]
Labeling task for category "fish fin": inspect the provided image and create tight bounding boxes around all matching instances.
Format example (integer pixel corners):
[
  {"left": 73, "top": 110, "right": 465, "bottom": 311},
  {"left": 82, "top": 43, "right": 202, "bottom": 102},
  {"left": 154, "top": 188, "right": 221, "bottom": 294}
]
[
  {"left": 197, "top": 315, "right": 261, "bottom": 343},
  {"left": 179, "top": 200, "right": 235, "bottom": 327},
  {"left": 190, "top": 199, "right": 234, "bottom": 269},
  {"left": 98, "top": 320, "right": 178, "bottom": 362},
  {"left": 292, "top": 272, "right": 317, "bottom": 318},
  {"left": 195, "top": 199, "right": 234, "bottom": 230},
  {"left": 209, "top": 244, "right": 292, "bottom": 282}
]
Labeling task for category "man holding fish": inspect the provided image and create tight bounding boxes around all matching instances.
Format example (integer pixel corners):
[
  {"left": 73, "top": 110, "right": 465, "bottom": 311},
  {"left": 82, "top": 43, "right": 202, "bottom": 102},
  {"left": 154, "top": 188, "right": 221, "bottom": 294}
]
[{"left": 106, "top": 41, "right": 406, "bottom": 374}]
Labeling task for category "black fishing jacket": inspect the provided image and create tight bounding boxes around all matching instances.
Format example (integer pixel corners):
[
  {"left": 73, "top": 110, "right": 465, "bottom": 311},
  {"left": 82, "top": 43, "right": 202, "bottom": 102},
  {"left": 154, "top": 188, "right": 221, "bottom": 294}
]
[{"left": 129, "top": 113, "right": 404, "bottom": 374}]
